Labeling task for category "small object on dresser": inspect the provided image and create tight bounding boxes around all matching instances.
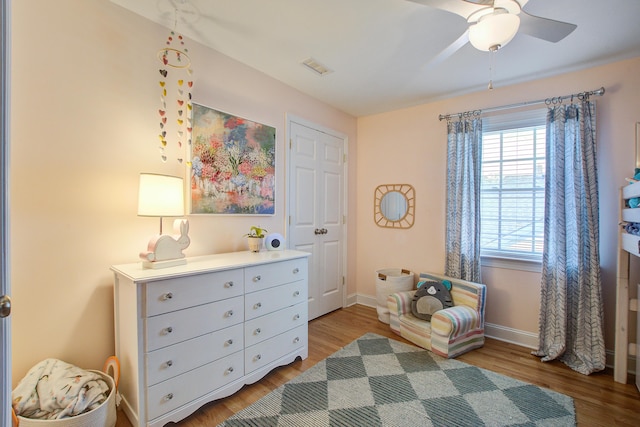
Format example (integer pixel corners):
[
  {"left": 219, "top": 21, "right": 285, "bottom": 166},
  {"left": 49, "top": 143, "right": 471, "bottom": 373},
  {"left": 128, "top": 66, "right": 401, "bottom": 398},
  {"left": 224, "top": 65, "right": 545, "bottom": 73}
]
[
  {"left": 139, "top": 219, "right": 190, "bottom": 268},
  {"left": 265, "top": 233, "right": 284, "bottom": 251},
  {"left": 137, "top": 173, "right": 189, "bottom": 269},
  {"left": 244, "top": 226, "right": 267, "bottom": 252}
]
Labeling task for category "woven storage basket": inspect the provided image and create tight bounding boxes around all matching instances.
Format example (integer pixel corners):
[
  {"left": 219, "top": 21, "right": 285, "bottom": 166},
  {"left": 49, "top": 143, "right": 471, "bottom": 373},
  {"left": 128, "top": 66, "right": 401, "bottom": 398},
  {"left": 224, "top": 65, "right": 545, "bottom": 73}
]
[
  {"left": 15, "top": 358, "right": 119, "bottom": 427},
  {"left": 375, "top": 268, "right": 414, "bottom": 324}
]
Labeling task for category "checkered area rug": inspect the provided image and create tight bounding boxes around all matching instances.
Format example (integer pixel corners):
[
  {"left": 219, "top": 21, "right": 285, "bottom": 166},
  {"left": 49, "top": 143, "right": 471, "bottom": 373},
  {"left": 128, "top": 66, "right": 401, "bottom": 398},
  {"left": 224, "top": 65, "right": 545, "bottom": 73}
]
[{"left": 219, "top": 333, "right": 575, "bottom": 426}]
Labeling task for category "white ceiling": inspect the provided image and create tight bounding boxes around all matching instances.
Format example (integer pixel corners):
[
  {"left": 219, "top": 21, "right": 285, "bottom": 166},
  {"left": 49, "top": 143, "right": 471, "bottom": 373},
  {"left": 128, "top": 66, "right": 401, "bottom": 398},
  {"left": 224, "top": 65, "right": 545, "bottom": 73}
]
[{"left": 111, "top": 0, "right": 640, "bottom": 117}]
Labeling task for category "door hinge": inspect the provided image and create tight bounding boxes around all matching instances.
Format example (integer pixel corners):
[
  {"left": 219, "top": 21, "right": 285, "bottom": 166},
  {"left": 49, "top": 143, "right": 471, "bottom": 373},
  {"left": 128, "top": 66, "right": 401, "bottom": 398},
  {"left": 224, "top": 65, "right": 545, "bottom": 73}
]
[
  {"left": 343, "top": 215, "right": 346, "bottom": 224},
  {"left": 342, "top": 276, "right": 345, "bottom": 286},
  {"left": 290, "top": 139, "right": 292, "bottom": 149},
  {"left": 343, "top": 153, "right": 347, "bottom": 163},
  {"left": 289, "top": 215, "right": 292, "bottom": 225}
]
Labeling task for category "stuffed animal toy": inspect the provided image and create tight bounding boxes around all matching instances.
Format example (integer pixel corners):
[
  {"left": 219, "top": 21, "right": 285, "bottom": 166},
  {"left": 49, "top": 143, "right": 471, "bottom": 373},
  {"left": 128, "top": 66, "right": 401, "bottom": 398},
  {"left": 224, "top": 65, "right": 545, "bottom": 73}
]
[{"left": 411, "top": 279, "right": 453, "bottom": 321}]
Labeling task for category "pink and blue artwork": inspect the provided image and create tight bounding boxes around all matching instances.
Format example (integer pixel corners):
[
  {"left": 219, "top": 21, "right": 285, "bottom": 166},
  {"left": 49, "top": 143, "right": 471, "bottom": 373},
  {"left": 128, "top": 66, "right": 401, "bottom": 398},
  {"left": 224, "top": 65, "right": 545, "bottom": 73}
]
[{"left": 190, "top": 104, "right": 276, "bottom": 215}]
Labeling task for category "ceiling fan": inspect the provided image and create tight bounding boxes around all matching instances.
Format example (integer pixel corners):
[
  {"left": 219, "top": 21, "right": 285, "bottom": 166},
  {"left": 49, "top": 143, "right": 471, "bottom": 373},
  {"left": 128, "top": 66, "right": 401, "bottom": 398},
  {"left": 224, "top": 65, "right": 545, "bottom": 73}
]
[{"left": 409, "top": 0, "right": 577, "bottom": 52}]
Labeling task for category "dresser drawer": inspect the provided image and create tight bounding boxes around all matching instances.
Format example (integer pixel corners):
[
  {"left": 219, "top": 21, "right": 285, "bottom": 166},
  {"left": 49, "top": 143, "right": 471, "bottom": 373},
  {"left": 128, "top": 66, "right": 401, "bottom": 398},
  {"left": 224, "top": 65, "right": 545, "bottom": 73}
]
[
  {"left": 245, "top": 258, "right": 307, "bottom": 293},
  {"left": 146, "top": 323, "right": 244, "bottom": 386},
  {"left": 146, "top": 351, "right": 244, "bottom": 421},
  {"left": 146, "top": 296, "right": 244, "bottom": 351},
  {"left": 245, "top": 303, "right": 307, "bottom": 347},
  {"left": 245, "top": 324, "right": 308, "bottom": 374},
  {"left": 145, "top": 269, "right": 244, "bottom": 317},
  {"left": 245, "top": 280, "right": 307, "bottom": 321}
]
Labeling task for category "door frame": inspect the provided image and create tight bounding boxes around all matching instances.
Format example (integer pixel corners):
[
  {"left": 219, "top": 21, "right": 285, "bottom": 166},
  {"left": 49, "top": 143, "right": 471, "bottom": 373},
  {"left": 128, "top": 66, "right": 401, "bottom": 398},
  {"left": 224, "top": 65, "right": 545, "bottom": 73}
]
[
  {"left": 285, "top": 114, "right": 348, "bottom": 311},
  {"left": 1, "top": 0, "right": 12, "bottom": 425}
]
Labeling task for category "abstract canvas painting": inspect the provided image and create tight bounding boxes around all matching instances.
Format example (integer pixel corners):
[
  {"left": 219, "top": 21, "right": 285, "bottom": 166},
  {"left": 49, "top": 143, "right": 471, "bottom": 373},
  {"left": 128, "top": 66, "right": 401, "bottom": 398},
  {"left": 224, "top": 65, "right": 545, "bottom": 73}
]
[{"left": 190, "top": 104, "right": 276, "bottom": 214}]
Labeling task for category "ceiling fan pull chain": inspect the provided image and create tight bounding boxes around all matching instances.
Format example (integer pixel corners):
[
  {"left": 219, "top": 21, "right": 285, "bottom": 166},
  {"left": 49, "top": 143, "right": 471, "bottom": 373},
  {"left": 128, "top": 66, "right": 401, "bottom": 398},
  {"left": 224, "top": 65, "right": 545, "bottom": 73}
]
[{"left": 488, "top": 47, "right": 496, "bottom": 90}]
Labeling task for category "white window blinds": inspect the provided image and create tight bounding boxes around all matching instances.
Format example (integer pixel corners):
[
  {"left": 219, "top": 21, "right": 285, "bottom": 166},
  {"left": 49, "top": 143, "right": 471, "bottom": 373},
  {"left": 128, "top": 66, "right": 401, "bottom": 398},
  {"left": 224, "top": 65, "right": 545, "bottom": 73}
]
[{"left": 480, "top": 108, "right": 547, "bottom": 260}]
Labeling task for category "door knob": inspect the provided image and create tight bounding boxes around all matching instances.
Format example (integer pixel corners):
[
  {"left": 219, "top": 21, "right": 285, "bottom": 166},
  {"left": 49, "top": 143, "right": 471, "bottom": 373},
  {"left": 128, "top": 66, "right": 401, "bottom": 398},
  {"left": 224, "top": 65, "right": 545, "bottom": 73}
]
[
  {"left": 314, "top": 228, "right": 322, "bottom": 235},
  {"left": 0, "top": 295, "right": 10, "bottom": 318}
]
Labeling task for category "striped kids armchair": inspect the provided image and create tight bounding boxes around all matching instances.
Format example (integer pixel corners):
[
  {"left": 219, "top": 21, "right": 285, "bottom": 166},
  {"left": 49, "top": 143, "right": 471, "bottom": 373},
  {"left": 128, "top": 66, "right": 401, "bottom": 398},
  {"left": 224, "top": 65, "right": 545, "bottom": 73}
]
[{"left": 387, "top": 272, "right": 486, "bottom": 358}]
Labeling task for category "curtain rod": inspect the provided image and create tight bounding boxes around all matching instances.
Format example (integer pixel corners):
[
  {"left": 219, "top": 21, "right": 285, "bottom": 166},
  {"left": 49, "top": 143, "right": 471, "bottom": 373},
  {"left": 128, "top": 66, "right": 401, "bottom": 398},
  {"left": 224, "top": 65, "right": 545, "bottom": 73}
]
[{"left": 438, "top": 86, "right": 605, "bottom": 122}]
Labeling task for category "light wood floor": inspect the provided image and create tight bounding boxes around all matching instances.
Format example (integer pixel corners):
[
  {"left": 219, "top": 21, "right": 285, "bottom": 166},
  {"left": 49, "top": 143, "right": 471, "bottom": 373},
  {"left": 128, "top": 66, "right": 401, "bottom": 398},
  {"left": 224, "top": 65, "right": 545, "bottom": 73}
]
[{"left": 116, "top": 304, "right": 640, "bottom": 427}]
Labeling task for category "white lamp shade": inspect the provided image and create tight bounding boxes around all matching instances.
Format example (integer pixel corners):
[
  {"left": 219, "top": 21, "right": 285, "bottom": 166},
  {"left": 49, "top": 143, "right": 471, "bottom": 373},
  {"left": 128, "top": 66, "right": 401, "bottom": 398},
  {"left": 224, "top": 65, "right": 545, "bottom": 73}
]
[
  {"left": 468, "top": 13, "right": 520, "bottom": 51},
  {"left": 138, "top": 173, "right": 185, "bottom": 217}
]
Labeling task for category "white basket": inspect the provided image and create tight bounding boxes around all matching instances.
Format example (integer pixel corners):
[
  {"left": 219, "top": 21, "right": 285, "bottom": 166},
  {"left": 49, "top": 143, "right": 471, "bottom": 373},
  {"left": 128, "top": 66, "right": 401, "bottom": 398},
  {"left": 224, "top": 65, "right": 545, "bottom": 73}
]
[
  {"left": 16, "top": 358, "right": 119, "bottom": 427},
  {"left": 375, "top": 268, "right": 414, "bottom": 324}
]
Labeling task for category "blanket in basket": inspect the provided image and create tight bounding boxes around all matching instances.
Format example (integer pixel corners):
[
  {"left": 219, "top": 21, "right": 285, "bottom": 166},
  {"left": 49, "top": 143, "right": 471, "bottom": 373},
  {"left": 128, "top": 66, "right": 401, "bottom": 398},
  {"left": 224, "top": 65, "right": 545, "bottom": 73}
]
[{"left": 12, "top": 359, "right": 110, "bottom": 420}]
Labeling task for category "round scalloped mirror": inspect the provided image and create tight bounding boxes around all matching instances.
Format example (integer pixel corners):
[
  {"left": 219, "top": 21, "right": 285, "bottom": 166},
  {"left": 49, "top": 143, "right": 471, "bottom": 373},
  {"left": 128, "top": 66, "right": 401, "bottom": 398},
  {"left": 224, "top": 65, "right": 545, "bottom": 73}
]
[{"left": 374, "top": 184, "right": 415, "bottom": 229}]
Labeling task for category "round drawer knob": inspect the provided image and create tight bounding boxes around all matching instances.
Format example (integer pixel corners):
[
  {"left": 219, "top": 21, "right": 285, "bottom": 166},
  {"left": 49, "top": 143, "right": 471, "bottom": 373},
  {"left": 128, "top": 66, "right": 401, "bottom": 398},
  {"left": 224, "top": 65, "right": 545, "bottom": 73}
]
[
  {"left": 226, "top": 310, "right": 233, "bottom": 317},
  {"left": 255, "top": 328, "right": 261, "bottom": 335},
  {"left": 293, "top": 291, "right": 300, "bottom": 297},
  {"left": 293, "top": 337, "right": 300, "bottom": 344},
  {"left": 165, "top": 393, "right": 174, "bottom": 401},
  {"left": 226, "top": 339, "right": 233, "bottom": 346},
  {"left": 225, "top": 367, "right": 234, "bottom": 375},
  {"left": 225, "top": 281, "right": 234, "bottom": 288},
  {"left": 293, "top": 314, "right": 300, "bottom": 320},
  {"left": 293, "top": 268, "right": 299, "bottom": 274},
  {"left": 254, "top": 302, "right": 262, "bottom": 309},
  {"left": 253, "top": 275, "right": 262, "bottom": 282},
  {"left": 164, "top": 326, "right": 173, "bottom": 334},
  {"left": 166, "top": 360, "right": 173, "bottom": 367},
  {"left": 162, "top": 292, "right": 173, "bottom": 300},
  {"left": 255, "top": 354, "right": 262, "bottom": 361}
]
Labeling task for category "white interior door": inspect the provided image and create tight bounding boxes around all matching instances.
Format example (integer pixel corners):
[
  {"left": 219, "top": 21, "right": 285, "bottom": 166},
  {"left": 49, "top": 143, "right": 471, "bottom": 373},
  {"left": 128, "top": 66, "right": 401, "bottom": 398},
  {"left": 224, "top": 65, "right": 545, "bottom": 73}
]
[
  {"left": 1, "top": 1, "right": 11, "bottom": 426},
  {"left": 287, "top": 117, "right": 346, "bottom": 320}
]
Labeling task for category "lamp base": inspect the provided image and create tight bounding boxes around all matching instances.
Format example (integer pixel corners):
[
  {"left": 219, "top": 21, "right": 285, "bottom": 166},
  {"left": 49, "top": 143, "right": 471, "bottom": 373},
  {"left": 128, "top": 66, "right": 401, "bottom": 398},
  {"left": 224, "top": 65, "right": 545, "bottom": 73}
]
[{"left": 142, "top": 258, "right": 187, "bottom": 269}]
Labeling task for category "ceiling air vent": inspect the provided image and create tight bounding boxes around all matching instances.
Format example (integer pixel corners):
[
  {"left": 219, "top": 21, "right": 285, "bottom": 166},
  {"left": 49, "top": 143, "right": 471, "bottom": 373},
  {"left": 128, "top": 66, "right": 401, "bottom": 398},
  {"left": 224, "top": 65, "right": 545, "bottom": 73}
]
[{"left": 301, "top": 58, "right": 333, "bottom": 76}]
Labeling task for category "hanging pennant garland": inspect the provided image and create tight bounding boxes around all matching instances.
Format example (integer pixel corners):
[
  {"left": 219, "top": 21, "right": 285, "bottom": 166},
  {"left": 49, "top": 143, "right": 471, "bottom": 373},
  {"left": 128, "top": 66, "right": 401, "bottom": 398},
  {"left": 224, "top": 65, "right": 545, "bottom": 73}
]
[{"left": 157, "top": 30, "right": 193, "bottom": 164}]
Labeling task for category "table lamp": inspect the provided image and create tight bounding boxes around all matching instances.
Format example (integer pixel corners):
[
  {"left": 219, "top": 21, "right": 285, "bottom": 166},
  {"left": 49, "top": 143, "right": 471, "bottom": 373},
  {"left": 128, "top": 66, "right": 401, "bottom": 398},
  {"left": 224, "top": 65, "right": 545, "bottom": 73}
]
[{"left": 137, "top": 173, "right": 190, "bottom": 269}]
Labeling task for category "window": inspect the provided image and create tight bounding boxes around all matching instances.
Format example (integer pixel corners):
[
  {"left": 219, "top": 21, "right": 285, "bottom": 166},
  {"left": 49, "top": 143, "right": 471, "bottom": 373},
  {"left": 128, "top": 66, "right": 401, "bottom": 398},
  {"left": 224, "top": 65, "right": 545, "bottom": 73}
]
[{"left": 480, "top": 109, "right": 547, "bottom": 264}]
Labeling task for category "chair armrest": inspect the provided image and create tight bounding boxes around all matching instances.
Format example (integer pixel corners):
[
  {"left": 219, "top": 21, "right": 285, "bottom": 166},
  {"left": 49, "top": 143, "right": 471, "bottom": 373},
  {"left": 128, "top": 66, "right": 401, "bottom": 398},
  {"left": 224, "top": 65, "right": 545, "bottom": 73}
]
[
  {"left": 431, "top": 305, "right": 481, "bottom": 339},
  {"left": 387, "top": 290, "right": 416, "bottom": 316}
]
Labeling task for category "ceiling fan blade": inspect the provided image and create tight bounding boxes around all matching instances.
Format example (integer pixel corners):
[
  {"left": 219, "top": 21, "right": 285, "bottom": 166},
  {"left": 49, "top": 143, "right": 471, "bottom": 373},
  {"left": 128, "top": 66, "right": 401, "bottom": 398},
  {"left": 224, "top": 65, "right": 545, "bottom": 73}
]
[
  {"left": 406, "top": 0, "right": 486, "bottom": 20},
  {"left": 518, "top": 11, "right": 577, "bottom": 43},
  {"left": 423, "top": 30, "right": 470, "bottom": 70}
]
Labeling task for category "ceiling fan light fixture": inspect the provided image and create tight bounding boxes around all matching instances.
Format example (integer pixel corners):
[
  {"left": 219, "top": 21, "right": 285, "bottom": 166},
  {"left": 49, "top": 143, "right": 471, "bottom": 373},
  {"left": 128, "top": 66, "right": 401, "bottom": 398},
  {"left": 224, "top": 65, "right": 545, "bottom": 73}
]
[{"left": 468, "top": 12, "right": 520, "bottom": 52}]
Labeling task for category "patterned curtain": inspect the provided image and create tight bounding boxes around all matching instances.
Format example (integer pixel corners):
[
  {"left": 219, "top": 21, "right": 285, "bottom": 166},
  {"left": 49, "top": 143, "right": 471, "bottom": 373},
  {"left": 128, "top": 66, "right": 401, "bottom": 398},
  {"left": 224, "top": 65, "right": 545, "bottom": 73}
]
[
  {"left": 533, "top": 100, "right": 605, "bottom": 375},
  {"left": 444, "top": 118, "right": 482, "bottom": 283}
]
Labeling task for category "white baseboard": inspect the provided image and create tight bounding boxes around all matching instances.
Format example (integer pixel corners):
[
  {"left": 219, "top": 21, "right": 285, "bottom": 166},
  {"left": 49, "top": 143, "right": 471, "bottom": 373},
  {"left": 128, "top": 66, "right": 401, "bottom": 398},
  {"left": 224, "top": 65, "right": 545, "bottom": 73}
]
[
  {"left": 484, "top": 322, "right": 538, "bottom": 349},
  {"left": 351, "top": 293, "right": 375, "bottom": 308}
]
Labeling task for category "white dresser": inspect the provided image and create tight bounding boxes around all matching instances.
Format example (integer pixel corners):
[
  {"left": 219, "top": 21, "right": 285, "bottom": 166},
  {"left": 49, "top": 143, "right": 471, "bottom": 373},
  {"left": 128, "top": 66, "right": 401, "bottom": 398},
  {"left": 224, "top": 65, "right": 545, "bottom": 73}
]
[{"left": 111, "top": 250, "right": 310, "bottom": 427}]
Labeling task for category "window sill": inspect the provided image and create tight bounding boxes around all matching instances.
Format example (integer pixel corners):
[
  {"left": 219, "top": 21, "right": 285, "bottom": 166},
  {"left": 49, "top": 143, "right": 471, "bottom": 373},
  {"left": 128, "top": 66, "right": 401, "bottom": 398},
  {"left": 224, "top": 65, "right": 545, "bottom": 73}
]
[{"left": 480, "top": 255, "right": 542, "bottom": 273}]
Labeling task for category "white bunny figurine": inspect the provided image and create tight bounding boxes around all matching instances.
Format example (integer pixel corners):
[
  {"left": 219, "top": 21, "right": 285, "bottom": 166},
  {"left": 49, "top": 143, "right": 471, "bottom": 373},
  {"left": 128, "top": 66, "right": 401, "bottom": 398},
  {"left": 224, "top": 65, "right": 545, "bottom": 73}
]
[{"left": 140, "top": 219, "right": 191, "bottom": 262}]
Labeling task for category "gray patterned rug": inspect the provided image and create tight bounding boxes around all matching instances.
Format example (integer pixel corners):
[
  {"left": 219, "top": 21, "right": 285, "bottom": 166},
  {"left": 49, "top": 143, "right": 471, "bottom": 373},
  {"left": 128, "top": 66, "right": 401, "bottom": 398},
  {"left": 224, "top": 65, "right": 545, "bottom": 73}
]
[{"left": 219, "top": 333, "right": 575, "bottom": 426}]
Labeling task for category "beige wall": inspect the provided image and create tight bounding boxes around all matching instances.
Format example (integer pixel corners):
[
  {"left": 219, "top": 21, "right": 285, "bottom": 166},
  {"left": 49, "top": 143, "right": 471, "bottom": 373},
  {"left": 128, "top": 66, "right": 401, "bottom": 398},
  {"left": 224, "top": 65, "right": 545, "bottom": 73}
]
[
  {"left": 9, "top": 0, "right": 357, "bottom": 385},
  {"left": 356, "top": 57, "right": 640, "bottom": 349}
]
